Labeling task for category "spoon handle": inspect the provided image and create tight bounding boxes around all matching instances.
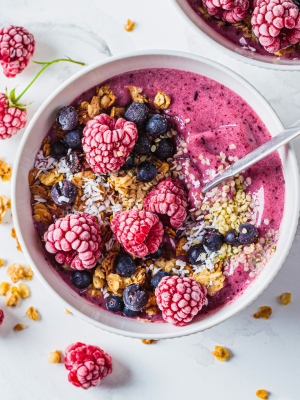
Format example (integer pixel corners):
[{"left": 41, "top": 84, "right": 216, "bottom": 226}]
[{"left": 202, "top": 122, "right": 300, "bottom": 194}]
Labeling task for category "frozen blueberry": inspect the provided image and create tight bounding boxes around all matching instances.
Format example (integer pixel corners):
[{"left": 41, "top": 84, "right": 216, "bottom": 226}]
[
  {"left": 51, "top": 180, "right": 78, "bottom": 205},
  {"left": 146, "top": 114, "right": 168, "bottom": 138},
  {"left": 151, "top": 271, "right": 172, "bottom": 290},
  {"left": 133, "top": 131, "right": 152, "bottom": 155},
  {"left": 70, "top": 270, "right": 92, "bottom": 289},
  {"left": 123, "top": 306, "right": 141, "bottom": 317},
  {"left": 66, "top": 151, "right": 82, "bottom": 174},
  {"left": 64, "top": 130, "right": 82, "bottom": 149},
  {"left": 124, "top": 103, "right": 149, "bottom": 126},
  {"left": 137, "top": 161, "right": 157, "bottom": 182},
  {"left": 120, "top": 153, "right": 135, "bottom": 170},
  {"left": 56, "top": 106, "right": 78, "bottom": 130},
  {"left": 188, "top": 243, "right": 208, "bottom": 265},
  {"left": 123, "top": 284, "right": 149, "bottom": 311},
  {"left": 225, "top": 229, "right": 240, "bottom": 246},
  {"left": 106, "top": 295, "right": 124, "bottom": 313},
  {"left": 238, "top": 223, "right": 258, "bottom": 245},
  {"left": 115, "top": 254, "right": 136, "bottom": 277},
  {"left": 153, "top": 138, "right": 173, "bottom": 160},
  {"left": 50, "top": 140, "right": 67, "bottom": 159},
  {"left": 203, "top": 228, "right": 224, "bottom": 252},
  {"left": 149, "top": 246, "right": 163, "bottom": 259}
]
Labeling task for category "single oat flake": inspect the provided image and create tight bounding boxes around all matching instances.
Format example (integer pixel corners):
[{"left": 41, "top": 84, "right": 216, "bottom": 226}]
[
  {"left": 212, "top": 346, "right": 231, "bottom": 361},
  {"left": 0, "top": 158, "right": 12, "bottom": 181},
  {"left": 0, "top": 195, "right": 10, "bottom": 223},
  {"left": 253, "top": 306, "right": 272, "bottom": 320},
  {"left": 0, "top": 258, "right": 4, "bottom": 267},
  {"left": 18, "top": 283, "right": 30, "bottom": 298},
  {"left": 14, "top": 323, "right": 26, "bottom": 331},
  {"left": 26, "top": 306, "right": 39, "bottom": 321},
  {"left": 142, "top": 339, "right": 155, "bottom": 344},
  {"left": 256, "top": 389, "right": 269, "bottom": 399},
  {"left": 124, "top": 19, "right": 135, "bottom": 32},
  {"left": 47, "top": 350, "right": 61, "bottom": 364},
  {"left": 279, "top": 292, "right": 292, "bottom": 305}
]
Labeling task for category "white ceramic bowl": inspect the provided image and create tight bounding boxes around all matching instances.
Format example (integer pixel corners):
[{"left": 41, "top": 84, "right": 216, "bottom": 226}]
[
  {"left": 12, "top": 50, "right": 299, "bottom": 339},
  {"left": 171, "top": 0, "right": 300, "bottom": 70}
]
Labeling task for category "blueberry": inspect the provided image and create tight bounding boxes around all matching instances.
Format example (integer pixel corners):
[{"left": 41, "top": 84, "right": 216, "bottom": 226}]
[
  {"left": 71, "top": 270, "right": 92, "bottom": 289},
  {"left": 149, "top": 246, "right": 163, "bottom": 259},
  {"left": 133, "top": 131, "right": 152, "bottom": 155},
  {"left": 123, "top": 284, "right": 149, "bottom": 311},
  {"left": 56, "top": 106, "right": 78, "bottom": 130},
  {"left": 238, "top": 223, "right": 258, "bottom": 245},
  {"left": 153, "top": 138, "right": 173, "bottom": 160},
  {"left": 115, "top": 254, "right": 136, "bottom": 277},
  {"left": 137, "top": 161, "right": 157, "bottom": 182},
  {"left": 120, "top": 153, "right": 135, "bottom": 170},
  {"left": 203, "top": 229, "right": 225, "bottom": 252},
  {"left": 50, "top": 141, "right": 67, "bottom": 159},
  {"left": 124, "top": 103, "right": 149, "bottom": 126},
  {"left": 188, "top": 243, "right": 208, "bottom": 265},
  {"left": 151, "top": 271, "right": 172, "bottom": 290},
  {"left": 51, "top": 180, "right": 78, "bottom": 205},
  {"left": 123, "top": 306, "right": 141, "bottom": 317},
  {"left": 66, "top": 151, "right": 82, "bottom": 174},
  {"left": 64, "top": 130, "right": 82, "bottom": 149},
  {"left": 225, "top": 229, "right": 240, "bottom": 246},
  {"left": 146, "top": 115, "right": 168, "bottom": 138},
  {"left": 106, "top": 295, "right": 124, "bottom": 313}
]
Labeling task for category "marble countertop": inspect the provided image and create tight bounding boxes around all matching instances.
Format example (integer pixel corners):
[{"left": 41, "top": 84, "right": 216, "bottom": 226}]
[{"left": 0, "top": 1, "right": 299, "bottom": 399}]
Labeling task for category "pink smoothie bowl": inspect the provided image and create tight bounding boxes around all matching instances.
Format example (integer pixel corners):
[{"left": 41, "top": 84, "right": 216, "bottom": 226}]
[
  {"left": 11, "top": 50, "right": 300, "bottom": 339},
  {"left": 171, "top": 0, "right": 300, "bottom": 70}
]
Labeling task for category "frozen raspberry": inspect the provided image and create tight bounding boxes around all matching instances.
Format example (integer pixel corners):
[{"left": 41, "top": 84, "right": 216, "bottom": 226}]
[
  {"left": 143, "top": 178, "right": 188, "bottom": 229},
  {"left": 0, "top": 309, "right": 4, "bottom": 326},
  {"left": 251, "top": 0, "right": 300, "bottom": 53},
  {"left": 82, "top": 113, "right": 138, "bottom": 174},
  {"left": 203, "top": 0, "right": 250, "bottom": 22},
  {"left": 155, "top": 276, "right": 208, "bottom": 327},
  {"left": 110, "top": 209, "right": 163, "bottom": 258},
  {"left": 0, "top": 93, "right": 27, "bottom": 140},
  {"left": 44, "top": 213, "right": 102, "bottom": 270},
  {"left": 65, "top": 342, "right": 112, "bottom": 389},
  {"left": 0, "top": 25, "right": 35, "bottom": 78}
]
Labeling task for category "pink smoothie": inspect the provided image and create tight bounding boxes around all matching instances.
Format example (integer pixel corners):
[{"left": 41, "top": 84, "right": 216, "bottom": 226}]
[
  {"left": 35, "top": 68, "right": 285, "bottom": 322},
  {"left": 187, "top": 0, "right": 300, "bottom": 61}
]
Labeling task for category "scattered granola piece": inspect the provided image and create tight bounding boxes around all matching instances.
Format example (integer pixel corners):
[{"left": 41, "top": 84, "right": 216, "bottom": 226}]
[
  {"left": 0, "top": 258, "right": 3, "bottom": 267},
  {"left": 279, "top": 292, "right": 292, "bottom": 305},
  {"left": 176, "top": 237, "right": 188, "bottom": 256},
  {"left": 137, "top": 317, "right": 152, "bottom": 323},
  {"left": 110, "top": 106, "right": 126, "bottom": 119},
  {"left": 11, "top": 228, "right": 22, "bottom": 251},
  {"left": 124, "top": 19, "right": 135, "bottom": 32},
  {"left": 164, "top": 226, "right": 176, "bottom": 239},
  {"left": 18, "top": 283, "right": 30, "bottom": 298},
  {"left": 0, "top": 282, "right": 10, "bottom": 295},
  {"left": 141, "top": 339, "right": 155, "bottom": 344},
  {"left": 0, "top": 195, "right": 9, "bottom": 223},
  {"left": 154, "top": 91, "right": 171, "bottom": 110},
  {"left": 127, "top": 86, "right": 149, "bottom": 103},
  {"left": 39, "top": 168, "right": 63, "bottom": 186},
  {"left": 0, "top": 158, "right": 12, "bottom": 181},
  {"left": 212, "top": 346, "right": 231, "bottom": 361},
  {"left": 6, "top": 287, "right": 20, "bottom": 306},
  {"left": 14, "top": 323, "right": 26, "bottom": 331},
  {"left": 76, "top": 101, "right": 91, "bottom": 125},
  {"left": 32, "top": 203, "right": 52, "bottom": 224},
  {"left": 253, "top": 306, "right": 272, "bottom": 320},
  {"left": 26, "top": 306, "right": 39, "bottom": 321},
  {"left": 47, "top": 350, "right": 61, "bottom": 364},
  {"left": 7, "top": 263, "right": 32, "bottom": 283},
  {"left": 95, "top": 85, "right": 116, "bottom": 109},
  {"left": 256, "top": 389, "right": 269, "bottom": 399},
  {"left": 42, "top": 138, "right": 51, "bottom": 157},
  {"left": 65, "top": 309, "right": 72, "bottom": 314}
]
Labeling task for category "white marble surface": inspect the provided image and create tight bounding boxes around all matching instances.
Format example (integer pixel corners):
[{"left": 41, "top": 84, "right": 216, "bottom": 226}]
[{"left": 0, "top": 1, "right": 300, "bottom": 399}]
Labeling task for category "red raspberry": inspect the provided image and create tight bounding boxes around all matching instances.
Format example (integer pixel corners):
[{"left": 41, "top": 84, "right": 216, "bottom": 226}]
[
  {"left": 155, "top": 276, "right": 208, "bottom": 326},
  {"left": 0, "top": 93, "right": 27, "bottom": 140},
  {"left": 82, "top": 113, "right": 138, "bottom": 174},
  {"left": 203, "top": 0, "right": 250, "bottom": 22},
  {"left": 0, "top": 25, "right": 35, "bottom": 78},
  {"left": 44, "top": 213, "right": 102, "bottom": 270},
  {"left": 110, "top": 209, "right": 163, "bottom": 257},
  {"left": 0, "top": 309, "right": 4, "bottom": 326},
  {"left": 143, "top": 178, "right": 188, "bottom": 229},
  {"left": 65, "top": 342, "right": 112, "bottom": 389},
  {"left": 251, "top": 0, "right": 300, "bottom": 52}
]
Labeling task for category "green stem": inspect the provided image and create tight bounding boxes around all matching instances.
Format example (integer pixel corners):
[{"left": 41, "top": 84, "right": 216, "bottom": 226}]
[{"left": 14, "top": 57, "right": 85, "bottom": 103}]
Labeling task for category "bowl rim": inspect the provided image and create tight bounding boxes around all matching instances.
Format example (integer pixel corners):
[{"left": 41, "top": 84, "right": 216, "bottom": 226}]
[
  {"left": 11, "top": 49, "right": 300, "bottom": 339},
  {"left": 170, "top": 0, "right": 300, "bottom": 71}
]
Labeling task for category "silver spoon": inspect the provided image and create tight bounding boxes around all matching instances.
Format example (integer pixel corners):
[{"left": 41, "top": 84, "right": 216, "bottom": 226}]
[{"left": 202, "top": 120, "right": 300, "bottom": 194}]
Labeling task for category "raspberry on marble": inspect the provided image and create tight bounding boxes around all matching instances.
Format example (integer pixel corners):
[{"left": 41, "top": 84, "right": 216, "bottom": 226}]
[{"left": 65, "top": 342, "right": 112, "bottom": 389}]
